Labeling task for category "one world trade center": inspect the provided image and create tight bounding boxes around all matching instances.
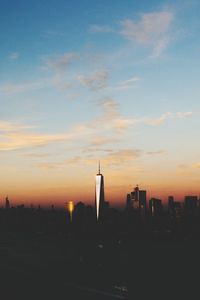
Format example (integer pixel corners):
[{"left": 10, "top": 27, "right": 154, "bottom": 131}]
[{"left": 95, "top": 162, "right": 105, "bottom": 220}]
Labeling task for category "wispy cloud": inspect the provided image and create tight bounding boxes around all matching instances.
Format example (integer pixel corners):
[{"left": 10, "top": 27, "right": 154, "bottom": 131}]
[
  {"left": 0, "top": 121, "right": 89, "bottom": 151},
  {"left": 115, "top": 76, "right": 141, "bottom": 90},
  {"left": 37, "top": 162, "right": 63, "bottom": 170},
  {"left": 120, "top": 11, "right": 173, "bottom": 43},
  {"left": 151, "top": 36, "right": 170, "bottom": 58},
  {"left": 51, "top": 74, "right": 74, "bottom": 90},
  {"left": 82, "top": 135, "right": 119, "bottom": 154},
  {"left": 89, "top": 136, "right": 118, "bottom": 146},
  {"left": 120, "top": 10, "right": 174, "bottom": 56},
  {"left": 101, "top": 149, "right": 142, "bottom": 166},
  {"left": 82, "top": 147, "right": 113, "bottom": 154},
  {"left": 0, "top": 132, "right": 69, "bottom": 151},
  {"left": 44, "top": 52, "right": 79, "bottom": 72},
  {"left": 192, "top": 163, "right": 200, "bottom": 169},
  {"left": 91, "top": 104, "right": 194, "bottom": 137},
  {"left": 66, "top": 149, "right": 141, "bottom": 167},
  {"left": 8, "top": 52, "right": 20, "bottom": 60},
  {"left": 176, "top": 111, "right": 193, "bottom": 118},
  {"left": 0, "top": 121, "right": 33, "bottom": 132},
  {"left": 39, "top": 52, "right": 80, "bottom": 92},
  {"left": 89, "top": 10, "right": 174, "bottom": 58},
  {"left": 1, "top": 108, "right": 193, "bottom": 153},
  {"left": 52, "top": 98, "right": 134, "bottom": 156},
  {"left": 41, "top": 30, "right": 65, "bottom": 38},
  {"left": 21, "top": 152, "right": 50, "bottom": 158},
  {"left": 89, "top": 24, "right": 114, "bottom": 33},
  {"left": 145, "top": 112, "right": 172, "bottom": 126},
  {"left": 96, "top": 98, "right": 137, "bottom": 131},
  {"left": 0, "top": 78, "right": 52, "bottom": 95},
  {"left": 146, "top": 150, "right": 166, "bottom": 155},
  {"left": 144, "top": 111, "right": 194, "bottom": 126},
  {"left": 77, "top": 69, "right": 109, "bottom": 90}
]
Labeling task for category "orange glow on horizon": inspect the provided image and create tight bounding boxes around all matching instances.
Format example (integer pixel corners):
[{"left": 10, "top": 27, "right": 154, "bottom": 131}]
[{"left": 1, "top": 167, "right": 200, "bottom": 208}]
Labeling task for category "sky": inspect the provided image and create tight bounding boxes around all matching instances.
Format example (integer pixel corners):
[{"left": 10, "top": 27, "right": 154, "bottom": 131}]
[{"left": 1, "top": 0, "right": 200, "bottom": 207}]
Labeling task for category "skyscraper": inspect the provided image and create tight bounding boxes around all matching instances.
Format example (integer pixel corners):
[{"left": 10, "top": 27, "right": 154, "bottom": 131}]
[
  {"left": 5, "top": 196, "right": 10, "bottom": 209},
  {"left": 149, "top": 198, "right": 163, "bottom": 217},
  {"left": 184, "top": 195, "right": 198, "bottom": 214},
  {"left": 126, "top": 185, "right": 147, "bottom": 215},
  {"left": 95, "top": 162, "right": 105, "bottom": 220}
]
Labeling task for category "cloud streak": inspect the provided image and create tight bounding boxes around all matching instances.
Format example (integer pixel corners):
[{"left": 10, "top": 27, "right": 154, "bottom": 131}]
[
  {"left": 89, "top": 25, "right": 114, "bottom": 33},
  {"left": 101, "top": 149, "right": 142, "bottom": 166},
  {"left": 0, "top": 121, "right": 90, "bottom": 151},
  {"left": 0, "top": 122, "right": 33, "bottom": 132},
  {"left": 8, "top": 52, "right": 20, "bottom": 60},
  {"left": 146, "top": 150, "right": 166, "bottom": 155},
  {"left": 145, "top": 112, "right": 172, "bottom": 126},
  {"left": 120, "top": 11, "right": 173, "bottom": 47},
  {"left": 44, "top": 52, "right": 78, "bottom": 72},
  {"left": 0, "top": 107, "right": 193, "bottom": 154},
  {"left": 0, "top": 132, "right": 69, "bottom": 151},
  {"left": 115, "top": 76, "right": 141, "bottom": 90},
  {"left": 66, "top": 149, "right": 142, "bottom": 167},
  {"left": 192, "top": 163, "right": 200, "bottom": 169},
  {"left": 90, "top": 10, "right": 174, "bottom": 57},
  {"left": 96, "top": 98, "right": 136, "bottom": 131},
  {"left": 145, "top": 111, "right": 193, "bottom": 126},
  {"left": 0, "top": 78, "right": 52, "bottom": 95},
  {"left": 77, "top": 70, "right": 109, "bottom": 90}
]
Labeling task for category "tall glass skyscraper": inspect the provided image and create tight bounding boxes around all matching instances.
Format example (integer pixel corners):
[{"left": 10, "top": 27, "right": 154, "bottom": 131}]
[{"left": 95, "top": 162, "right": 105, "bottom": 220}]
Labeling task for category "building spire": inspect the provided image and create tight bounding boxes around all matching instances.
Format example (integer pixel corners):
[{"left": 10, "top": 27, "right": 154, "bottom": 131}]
[{"left": 98, "top": 160, "right": 101, "bottom": 174}]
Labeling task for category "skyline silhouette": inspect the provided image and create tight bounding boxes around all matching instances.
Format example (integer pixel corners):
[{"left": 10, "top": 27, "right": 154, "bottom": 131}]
[{"left": 1, "top": 163, "right": 200, "bottom": 209}]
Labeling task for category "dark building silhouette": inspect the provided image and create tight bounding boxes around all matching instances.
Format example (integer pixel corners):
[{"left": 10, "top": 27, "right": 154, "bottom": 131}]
[
  {"left": 139, "top": 189, "right": 147, "bottom": 215},
  {"left": 184, "top": 196, "right": 198, "bottom": 213},
  {"left": 126, "top": 193, "right": 132, "bottom": 210},
  {"left": 149, "top": 198, "right": 162, "bottom": 217},
  {"left": 126, "top": 185, "right": 146, "bottom": 217},
  {"left": 168, "top": 196, "right": 174, "bottom": 212},
  {"left": 5, "top": 196, "right": 10, "bottom": 209},
  {"left": 130, "top": 186, "right": 139, "bottom": 210},
  {"left": 173, "top": 201, "right": 182, "bottom": 219},
  {"left": 167, "top": 196, "right": 182, "bottom": 219}
]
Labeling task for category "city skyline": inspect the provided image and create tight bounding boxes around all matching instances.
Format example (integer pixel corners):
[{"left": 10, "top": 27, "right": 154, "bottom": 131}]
[
  {"left": 1, "top": 177, "right": 200, "bottom": 210},
  {"left": 1, "top": 0, "right": 200, "bottom": 206}
]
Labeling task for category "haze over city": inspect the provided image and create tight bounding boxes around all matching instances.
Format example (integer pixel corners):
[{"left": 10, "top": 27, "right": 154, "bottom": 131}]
[{"left": 1, "top": 0, "right": 200, "bottom": 207}]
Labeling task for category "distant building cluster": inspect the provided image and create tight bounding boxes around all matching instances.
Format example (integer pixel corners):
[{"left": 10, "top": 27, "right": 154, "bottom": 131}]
[
  {"left": 126, "top": 185, "right": 200, "bottom": 219},
  {"left": 126, "top": 185, "right": 146, "bottom": 217}
]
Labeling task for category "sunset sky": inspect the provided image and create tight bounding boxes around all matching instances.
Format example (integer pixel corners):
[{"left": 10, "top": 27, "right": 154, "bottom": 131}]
[{"left": 1, "top": 0, "right": 200, "bottom": 207}]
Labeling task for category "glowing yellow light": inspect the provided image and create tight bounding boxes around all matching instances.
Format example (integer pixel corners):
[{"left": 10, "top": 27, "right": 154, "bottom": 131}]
[
  {"left": 67, "top": 201, "right": 74, "bottom": 222},
  {"left": 68, "top": 201, "right": 74, "bottom": 213}
]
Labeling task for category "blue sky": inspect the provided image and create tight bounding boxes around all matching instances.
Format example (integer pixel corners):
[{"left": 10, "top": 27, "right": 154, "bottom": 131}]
[{"left": 1, "top": 0, "right": 200, "bottom": 206}]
